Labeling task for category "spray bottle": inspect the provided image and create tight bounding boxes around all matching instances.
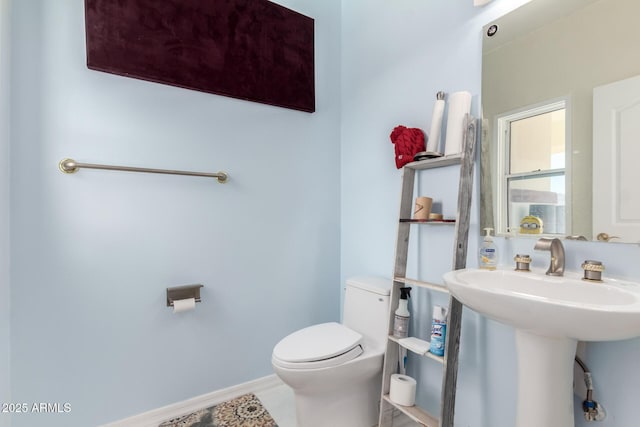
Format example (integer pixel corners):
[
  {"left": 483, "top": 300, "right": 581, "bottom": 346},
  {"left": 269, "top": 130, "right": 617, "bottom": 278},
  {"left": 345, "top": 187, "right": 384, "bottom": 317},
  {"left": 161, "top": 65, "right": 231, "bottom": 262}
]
[
  {"left": 429, "top": 305, "right": 448, "bottom": 356},
  {"left": 393, "top": 287, "right": 412, "bottom": 338}
]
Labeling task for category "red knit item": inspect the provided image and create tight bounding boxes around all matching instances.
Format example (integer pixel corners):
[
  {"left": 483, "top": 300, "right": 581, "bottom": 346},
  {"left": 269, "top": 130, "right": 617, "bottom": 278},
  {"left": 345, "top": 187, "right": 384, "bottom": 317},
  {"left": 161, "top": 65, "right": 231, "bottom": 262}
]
[{"left": 390, "top": 125, "right": 426, "bottom": 169}]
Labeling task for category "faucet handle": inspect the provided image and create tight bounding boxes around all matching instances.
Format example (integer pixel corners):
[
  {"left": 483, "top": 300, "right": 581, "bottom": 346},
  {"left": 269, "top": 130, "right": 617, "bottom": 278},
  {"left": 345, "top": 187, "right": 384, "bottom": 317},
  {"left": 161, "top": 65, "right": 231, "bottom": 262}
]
[
  {"left": 514, "top": 254, "right": 531, "bottom": 272},
  {"left": 582, "top": 260, "right": 605, "bottom": 282}
]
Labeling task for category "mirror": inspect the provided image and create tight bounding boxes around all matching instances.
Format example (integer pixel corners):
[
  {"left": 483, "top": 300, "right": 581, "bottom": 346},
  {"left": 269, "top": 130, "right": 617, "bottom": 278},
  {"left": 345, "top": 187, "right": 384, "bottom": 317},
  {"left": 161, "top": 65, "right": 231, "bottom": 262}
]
[{"left": 480, "top": 0, "right": 640, "bottom": 243}]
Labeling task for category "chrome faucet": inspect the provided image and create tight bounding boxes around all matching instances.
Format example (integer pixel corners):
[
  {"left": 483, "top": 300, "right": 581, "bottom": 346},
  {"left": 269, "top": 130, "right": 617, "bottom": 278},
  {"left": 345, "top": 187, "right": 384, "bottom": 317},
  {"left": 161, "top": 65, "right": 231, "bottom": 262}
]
[{"left": 534, "top": 237, "right": 565, "bottom": 276}]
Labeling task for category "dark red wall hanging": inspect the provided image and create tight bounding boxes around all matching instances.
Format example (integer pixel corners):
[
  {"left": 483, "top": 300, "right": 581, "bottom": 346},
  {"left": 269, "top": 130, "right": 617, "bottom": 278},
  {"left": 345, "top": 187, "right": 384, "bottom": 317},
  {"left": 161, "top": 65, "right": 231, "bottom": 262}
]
[{"left": 85, "top": 0, "right": 315, "bottom": 112}]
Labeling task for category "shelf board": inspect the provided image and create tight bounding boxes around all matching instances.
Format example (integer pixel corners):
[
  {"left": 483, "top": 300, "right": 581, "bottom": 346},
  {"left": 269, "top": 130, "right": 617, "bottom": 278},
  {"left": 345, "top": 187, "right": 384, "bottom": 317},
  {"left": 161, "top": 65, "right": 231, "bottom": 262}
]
[
  {"left": 388, "top": 335, "right": 445, "bottom": 364},
  {"left": 404, "top": 153, "right": 463, "bottom": 171},
  {"left": 394, "top": 277, "right": 449, "bottom": 293},
  {"left": 399, "top": 218, "right": 456, "bottom": 224},
  {"left": 382, "top": 395, "right": 439, "bottom": 427}
]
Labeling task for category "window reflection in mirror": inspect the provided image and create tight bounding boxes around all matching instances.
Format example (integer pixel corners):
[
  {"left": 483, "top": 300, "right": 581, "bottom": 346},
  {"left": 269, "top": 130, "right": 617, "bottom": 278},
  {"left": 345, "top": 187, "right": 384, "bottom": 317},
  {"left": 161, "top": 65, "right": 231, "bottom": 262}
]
[{"left": 496, "top": 102, "right": 566, "bottom": 236}]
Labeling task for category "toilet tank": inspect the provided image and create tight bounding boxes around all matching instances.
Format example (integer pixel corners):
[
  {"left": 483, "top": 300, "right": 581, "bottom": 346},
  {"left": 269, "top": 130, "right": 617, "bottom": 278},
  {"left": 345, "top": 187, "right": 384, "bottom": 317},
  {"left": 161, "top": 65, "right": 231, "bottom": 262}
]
[{"left": 343, "top": 276, "right": 391, "bottom": 350}]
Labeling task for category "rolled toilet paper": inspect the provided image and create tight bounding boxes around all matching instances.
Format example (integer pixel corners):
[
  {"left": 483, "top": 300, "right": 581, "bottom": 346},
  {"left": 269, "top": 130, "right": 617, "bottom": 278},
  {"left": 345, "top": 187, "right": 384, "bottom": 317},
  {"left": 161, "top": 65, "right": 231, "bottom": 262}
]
[
  {"left": 444, "top": 91, "right": 472, "bottom": 156},
  {"left": 173, "top": 297, "right": 196, "bottom": 314},
  {"left": 389, "top": 374, "right": 417, "bottom": 406}
]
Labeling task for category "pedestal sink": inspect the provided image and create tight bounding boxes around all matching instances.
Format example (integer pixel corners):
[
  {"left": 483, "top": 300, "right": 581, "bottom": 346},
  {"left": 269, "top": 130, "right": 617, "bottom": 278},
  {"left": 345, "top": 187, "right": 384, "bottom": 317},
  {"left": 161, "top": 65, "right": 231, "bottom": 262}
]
[{"left": 443, "top": 268, "right": 640, "bottom": 427}]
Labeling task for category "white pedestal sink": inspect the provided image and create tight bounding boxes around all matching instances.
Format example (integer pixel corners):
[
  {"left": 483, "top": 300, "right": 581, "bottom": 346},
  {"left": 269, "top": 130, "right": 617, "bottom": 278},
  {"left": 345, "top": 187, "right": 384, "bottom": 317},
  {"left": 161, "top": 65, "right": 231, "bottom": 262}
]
[{"left": 443, "top": 268, "right": 640, "bottom": 427}]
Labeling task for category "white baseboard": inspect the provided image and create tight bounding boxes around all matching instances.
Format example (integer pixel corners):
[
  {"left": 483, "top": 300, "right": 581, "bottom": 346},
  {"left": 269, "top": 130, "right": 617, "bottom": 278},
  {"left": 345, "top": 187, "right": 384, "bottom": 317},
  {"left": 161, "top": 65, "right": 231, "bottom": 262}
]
[{"left": 101, "top": 374, "right": 284, "bottom": 427}]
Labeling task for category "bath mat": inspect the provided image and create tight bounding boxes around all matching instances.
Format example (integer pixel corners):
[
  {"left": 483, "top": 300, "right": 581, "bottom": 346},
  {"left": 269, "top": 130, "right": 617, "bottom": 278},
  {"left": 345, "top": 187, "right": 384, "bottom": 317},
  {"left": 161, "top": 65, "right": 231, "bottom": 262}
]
[{"left": 158, "top": 393, "right": 278, "bottom": 427}]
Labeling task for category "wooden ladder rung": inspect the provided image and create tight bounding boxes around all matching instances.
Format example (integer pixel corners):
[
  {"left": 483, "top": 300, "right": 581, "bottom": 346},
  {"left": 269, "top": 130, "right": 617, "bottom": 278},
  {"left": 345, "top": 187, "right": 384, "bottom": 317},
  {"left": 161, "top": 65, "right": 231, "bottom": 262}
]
[
  {"left": 394, "top": 277, "right": 449, "bottom": 293},
  {"left": 404, "top": 153, "right": 463, "bottom": 170},
  {"left": 382, "top": 395, "right": 439, "bottom": 427}
]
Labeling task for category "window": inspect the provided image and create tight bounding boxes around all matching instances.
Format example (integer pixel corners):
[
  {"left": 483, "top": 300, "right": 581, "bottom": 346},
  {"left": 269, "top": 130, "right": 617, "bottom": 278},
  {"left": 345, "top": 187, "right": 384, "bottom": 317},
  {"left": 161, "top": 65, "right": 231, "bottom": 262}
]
[{"left": 496, "top": 100, "right": 569, "bottom": 236}]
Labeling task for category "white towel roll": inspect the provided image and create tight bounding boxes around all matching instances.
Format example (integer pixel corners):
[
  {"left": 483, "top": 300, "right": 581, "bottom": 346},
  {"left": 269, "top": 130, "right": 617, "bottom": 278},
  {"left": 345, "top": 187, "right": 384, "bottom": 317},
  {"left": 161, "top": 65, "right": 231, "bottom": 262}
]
[{"left": 444, "top": 91, "right": 472, "bottom": 156}]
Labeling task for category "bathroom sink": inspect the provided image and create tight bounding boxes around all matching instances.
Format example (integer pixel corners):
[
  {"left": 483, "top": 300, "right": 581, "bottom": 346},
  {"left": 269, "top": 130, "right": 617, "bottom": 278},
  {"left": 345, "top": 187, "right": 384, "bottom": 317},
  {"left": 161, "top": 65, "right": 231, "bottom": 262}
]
[
  {"left": 443, "top": 268, "right": 640, "bottom": 427},
  {"left": 443, "top": 268, "right": 640, "bottom": 341}
]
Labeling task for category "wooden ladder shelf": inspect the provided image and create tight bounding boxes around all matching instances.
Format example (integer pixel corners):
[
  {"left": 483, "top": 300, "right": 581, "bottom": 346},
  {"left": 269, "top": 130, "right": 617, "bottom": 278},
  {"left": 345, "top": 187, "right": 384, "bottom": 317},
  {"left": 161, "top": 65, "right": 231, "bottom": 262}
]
[{"left": 378, "top": 115, "right": 477, "bottom": 427}]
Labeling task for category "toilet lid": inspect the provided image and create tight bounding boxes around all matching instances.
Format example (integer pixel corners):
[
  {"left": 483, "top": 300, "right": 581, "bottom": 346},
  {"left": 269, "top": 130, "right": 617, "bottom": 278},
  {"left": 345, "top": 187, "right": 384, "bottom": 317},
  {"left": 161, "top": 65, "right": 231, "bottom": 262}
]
[{"left": 272, "top": 322, "right": 363, "bottom": 364}]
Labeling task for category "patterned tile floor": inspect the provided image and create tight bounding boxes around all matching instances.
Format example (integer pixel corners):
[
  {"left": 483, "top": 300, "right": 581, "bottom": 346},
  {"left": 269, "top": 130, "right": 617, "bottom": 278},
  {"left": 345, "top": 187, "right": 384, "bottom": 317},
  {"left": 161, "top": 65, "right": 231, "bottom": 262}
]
[{"left": 159, "top": 393, "right": 278, "bottom": 427}]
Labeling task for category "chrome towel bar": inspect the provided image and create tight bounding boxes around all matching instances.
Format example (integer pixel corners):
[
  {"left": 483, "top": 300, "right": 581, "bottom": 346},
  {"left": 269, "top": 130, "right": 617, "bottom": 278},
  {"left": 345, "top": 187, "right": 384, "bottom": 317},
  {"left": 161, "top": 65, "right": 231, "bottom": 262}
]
[{"left": 58, "top": 158, "right": 228, "bottom": 183}]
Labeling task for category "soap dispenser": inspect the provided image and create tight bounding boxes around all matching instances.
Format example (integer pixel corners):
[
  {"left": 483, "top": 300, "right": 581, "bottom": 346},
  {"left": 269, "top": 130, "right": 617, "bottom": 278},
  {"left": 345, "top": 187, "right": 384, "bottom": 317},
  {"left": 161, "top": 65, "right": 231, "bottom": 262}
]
[
  {"left": 393, "top": 287, "right": 412, "bottom": 338},
  {"left": 478, "top": 227, "right": 497, "bottom": 270}
]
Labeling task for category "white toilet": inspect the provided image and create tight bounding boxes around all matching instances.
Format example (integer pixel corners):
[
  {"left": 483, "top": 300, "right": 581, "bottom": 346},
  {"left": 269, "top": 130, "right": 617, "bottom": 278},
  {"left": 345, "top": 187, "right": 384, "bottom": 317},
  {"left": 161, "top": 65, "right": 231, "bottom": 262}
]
[{"left": 271, "top": 276, "right": 391, "bottom": 427}]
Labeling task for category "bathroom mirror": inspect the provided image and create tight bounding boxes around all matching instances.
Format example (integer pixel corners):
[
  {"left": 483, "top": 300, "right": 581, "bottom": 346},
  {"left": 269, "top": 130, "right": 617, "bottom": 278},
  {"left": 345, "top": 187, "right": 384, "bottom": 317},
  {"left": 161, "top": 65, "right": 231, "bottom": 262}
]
[{"left": 480, "top": 0, "right": 640, "bottom": 243}]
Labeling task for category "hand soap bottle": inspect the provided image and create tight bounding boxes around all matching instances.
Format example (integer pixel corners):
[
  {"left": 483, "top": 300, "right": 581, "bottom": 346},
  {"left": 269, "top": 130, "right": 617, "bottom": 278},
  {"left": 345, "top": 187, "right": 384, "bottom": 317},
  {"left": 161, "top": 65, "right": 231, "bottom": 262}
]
[
  {"left": 478, "top": 227, "right": 497, "bottom": 270},
  {"left": 393, "top": 287, "right": 412, "bottom": 338}
]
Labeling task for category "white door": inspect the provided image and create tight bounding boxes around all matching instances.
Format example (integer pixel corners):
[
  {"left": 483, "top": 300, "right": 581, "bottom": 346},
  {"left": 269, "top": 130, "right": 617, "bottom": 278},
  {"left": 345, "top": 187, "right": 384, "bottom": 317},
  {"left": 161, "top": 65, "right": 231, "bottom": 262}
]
[{"left": 593, "top": 75, "right": 640, "bottom": 243}]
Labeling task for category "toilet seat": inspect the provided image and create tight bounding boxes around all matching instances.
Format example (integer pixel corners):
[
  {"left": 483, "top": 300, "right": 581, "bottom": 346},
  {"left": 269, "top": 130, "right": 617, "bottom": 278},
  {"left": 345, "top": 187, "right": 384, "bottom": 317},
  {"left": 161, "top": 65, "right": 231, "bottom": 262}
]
[{"left": 272, "top": 322, "right": 363, "bottom": 369}]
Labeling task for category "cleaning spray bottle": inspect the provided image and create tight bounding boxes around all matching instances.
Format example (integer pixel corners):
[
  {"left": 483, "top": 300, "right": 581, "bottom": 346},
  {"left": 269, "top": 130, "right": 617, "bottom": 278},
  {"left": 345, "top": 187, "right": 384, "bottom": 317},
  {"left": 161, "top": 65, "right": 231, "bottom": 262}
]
[
  {"left": 478, "top": 227, "right": 498, "bottom": 270},
  {"left": 429, "top": 305, "right": 448, "bottom": 356},
  {"left": 393, "top": 287, "right": 412, "bottom": 338}
]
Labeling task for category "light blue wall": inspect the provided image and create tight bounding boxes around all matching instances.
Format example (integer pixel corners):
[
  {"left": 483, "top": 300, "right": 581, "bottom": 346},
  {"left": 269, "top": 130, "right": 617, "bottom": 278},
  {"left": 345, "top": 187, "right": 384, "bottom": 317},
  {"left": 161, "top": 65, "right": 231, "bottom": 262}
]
[
  {"left": 0, "top": 1, "right": 11, "bottom": 426},
  {"left": 341, "top": 0, "right": 640, "bottom": 426},
  {"left": 7, "top": 0, "right": 640, "bottom": 426},
  {"left": 9, "top": 1, "right": 341, "bottom": 426}
]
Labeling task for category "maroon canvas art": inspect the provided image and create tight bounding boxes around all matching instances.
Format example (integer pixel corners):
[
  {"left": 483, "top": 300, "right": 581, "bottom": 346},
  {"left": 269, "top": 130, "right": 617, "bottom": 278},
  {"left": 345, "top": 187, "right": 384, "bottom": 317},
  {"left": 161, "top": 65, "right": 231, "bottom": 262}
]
[{"left": 85, "top": 0, "right": 315, "bottom": 112}]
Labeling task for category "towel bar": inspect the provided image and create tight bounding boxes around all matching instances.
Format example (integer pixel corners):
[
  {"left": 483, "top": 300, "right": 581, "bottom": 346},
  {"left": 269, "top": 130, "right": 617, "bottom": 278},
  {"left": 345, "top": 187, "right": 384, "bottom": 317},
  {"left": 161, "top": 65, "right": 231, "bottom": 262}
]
[{"left": 59, "top": 158, "right": 228, "bottom": 183}]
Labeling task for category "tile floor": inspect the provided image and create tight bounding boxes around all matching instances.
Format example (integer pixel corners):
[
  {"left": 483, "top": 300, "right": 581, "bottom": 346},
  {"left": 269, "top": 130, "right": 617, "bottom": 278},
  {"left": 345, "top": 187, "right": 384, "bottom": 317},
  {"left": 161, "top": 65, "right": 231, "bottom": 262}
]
[{"left": 254, "top": 382, "right": 416, "bottom": 427}]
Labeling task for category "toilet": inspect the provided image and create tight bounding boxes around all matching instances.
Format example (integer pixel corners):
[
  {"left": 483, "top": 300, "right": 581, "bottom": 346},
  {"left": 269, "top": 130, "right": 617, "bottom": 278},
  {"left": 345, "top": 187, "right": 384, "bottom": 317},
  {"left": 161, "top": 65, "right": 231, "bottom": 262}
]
[{"left": 271, "top": 276, "right": 391, "bottom": 427}]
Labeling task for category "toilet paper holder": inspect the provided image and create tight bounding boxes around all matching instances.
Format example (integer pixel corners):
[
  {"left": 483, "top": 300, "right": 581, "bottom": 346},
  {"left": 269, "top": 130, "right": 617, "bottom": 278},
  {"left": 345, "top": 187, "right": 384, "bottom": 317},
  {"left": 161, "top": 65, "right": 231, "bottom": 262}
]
[{"left": 166, "top": 284, "right": 204, "bottom": 307}]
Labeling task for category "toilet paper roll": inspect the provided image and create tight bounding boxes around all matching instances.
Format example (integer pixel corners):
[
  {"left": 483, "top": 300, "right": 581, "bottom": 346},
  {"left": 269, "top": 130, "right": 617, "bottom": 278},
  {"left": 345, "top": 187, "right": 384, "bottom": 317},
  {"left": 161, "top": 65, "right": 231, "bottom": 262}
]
[
  {"left": 389, "top": 374, "right": 417, "bottom": 406},
  {"left": 444, "top": 91, "right": 472, "bottom": 156},
  {"left": 173, "top": 298, "right": 196, "bottom": 314}
]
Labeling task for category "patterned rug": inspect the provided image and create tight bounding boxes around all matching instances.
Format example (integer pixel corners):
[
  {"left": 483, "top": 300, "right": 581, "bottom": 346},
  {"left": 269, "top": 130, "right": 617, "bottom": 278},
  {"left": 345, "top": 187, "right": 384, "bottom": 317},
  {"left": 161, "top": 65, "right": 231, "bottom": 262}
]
[{"left": 158, "top": 393, "right": 278, "bottom": 427}]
